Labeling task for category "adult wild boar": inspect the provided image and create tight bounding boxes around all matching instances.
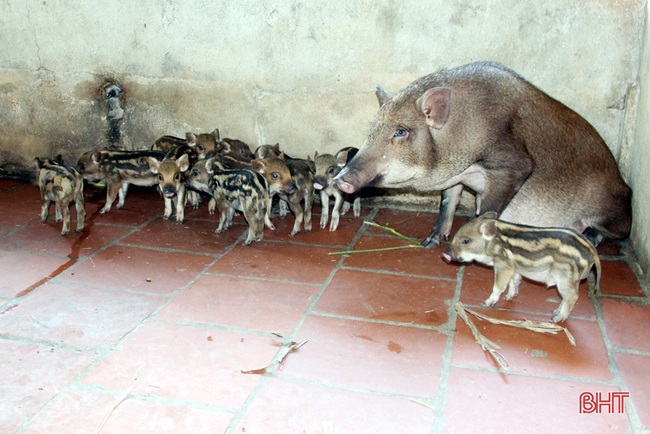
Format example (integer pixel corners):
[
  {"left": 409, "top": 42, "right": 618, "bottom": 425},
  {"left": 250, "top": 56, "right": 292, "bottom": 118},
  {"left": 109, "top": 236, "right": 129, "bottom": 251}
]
[{"left": 335, "top": 61, "right": 631, "bottom": 247}]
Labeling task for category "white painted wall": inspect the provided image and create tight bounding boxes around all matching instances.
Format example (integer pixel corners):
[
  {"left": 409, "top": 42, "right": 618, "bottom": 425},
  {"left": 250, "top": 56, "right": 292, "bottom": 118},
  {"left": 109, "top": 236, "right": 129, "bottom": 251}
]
[{"left": 0, "top": 0, "right": 648, "bottom": 268}]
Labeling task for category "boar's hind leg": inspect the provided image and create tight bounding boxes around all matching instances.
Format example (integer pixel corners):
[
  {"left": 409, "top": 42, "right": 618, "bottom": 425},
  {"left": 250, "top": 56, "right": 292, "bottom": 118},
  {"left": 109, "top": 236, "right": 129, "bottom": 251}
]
[
  {"left": 583, "top": 191, "right": 632, "bottom": 245},
  {"left": 423, "top": 184, "right": 464, "bottom": 247}
]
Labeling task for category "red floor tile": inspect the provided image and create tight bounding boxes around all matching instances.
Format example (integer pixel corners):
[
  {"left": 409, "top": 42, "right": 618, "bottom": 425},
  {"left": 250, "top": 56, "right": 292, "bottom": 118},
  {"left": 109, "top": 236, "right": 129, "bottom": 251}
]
[
  {"left": 82, "top": 322, "right": 278, "bottom": 408},
  {"left": 443, "top": 368, "right": 630, "bottom": 433},
  {"left": 460, "top": 263, "right": 597, "bottom": 321},
  {"left": 0, "top": 340, "right": 96, "bottom": 432},
  {"left": 236, "top": 378, "right": 436, "bottom": 433},
  {"left": 342, "top": 234, "right": 459, "bottom": 279},
  {"left": 82, "top": 190, "right": 161, "bottom": 227},
  {"left": 0, "top": 251, "right": 72, "bottom": 298},
  {"left": 613, "top": 352, "right": 650, "bottom": 428},
  {"left": 0, "top": 282, "right": 164, "bottom": 348},
  {"left": 121, "top": 217, "right": 243, "bottom": 254},
  {"left": 0, "top": 184, "right": 43, "bottom": 228},
  {"left": 57, "top": 245, "right": 211, "bottom": 294},
  {"left": 0, "top": 220, "right": 131, "bottom": 258},
  {"left": 157, "top": 274, "right": 319, "bottom": 334},
  {"left": 1, "top": 179, "right": 648, "bottom": 432},
  {"left": 602, "top": 298, "right": 650, "bottom": 352},
  {"left": 369, "top": 208, "right": 468, "bottom": 241},
  {"left": 315, "top": 268, "right": 455, "bottom": 326},
  {"left": 278, "top": 315, "right": 446, "bottom": 397},
  {"left": 598, "top": 260, "right": 645, "bottom": 297},
  {"left": 23, "top": 389, "right": 233, "bottom": 434},
  {"left": 207, "top": 242, "right": 339, "bottom": 284},
  {"left": 452, "top": 310, "right": 611, "bottom": 380},
  {"left": 261, "top": 209, "right": 366, "bottom": 245}
]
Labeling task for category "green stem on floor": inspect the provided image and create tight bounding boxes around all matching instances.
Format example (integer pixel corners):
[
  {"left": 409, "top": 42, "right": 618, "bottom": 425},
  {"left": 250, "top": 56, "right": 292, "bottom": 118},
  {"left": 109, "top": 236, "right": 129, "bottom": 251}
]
[
  {"left": 328, "top": 244, "right": 424, "bottom": 256},
  {"left": 328, "top": 220, "right": 424, "bottom": 256},
  {"left": 364, "top": 221, "right": 422, "bottom": 244}
]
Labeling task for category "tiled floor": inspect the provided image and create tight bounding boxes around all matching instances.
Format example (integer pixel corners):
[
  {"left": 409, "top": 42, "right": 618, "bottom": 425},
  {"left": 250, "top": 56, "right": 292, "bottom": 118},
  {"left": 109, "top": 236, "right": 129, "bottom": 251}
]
[{"left": 1, "top": 178, "right": 649, "bottom": 434}]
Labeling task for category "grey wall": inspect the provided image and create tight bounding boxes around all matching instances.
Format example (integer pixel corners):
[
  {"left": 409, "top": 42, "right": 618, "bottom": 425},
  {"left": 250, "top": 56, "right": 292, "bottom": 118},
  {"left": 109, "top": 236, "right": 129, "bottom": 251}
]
[
  {"left": 1, "top": 1, "right": 648, "bottom": 268},
  {"left": 631, "top": 1, "right": 650, "bottom": 272}
]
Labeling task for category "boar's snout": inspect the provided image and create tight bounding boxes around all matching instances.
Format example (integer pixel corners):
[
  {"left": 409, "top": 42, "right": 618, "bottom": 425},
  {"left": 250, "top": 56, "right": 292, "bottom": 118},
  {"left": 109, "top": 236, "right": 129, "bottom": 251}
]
[{"left": 334, "top": 167, "right": 359, "bottom": 194}]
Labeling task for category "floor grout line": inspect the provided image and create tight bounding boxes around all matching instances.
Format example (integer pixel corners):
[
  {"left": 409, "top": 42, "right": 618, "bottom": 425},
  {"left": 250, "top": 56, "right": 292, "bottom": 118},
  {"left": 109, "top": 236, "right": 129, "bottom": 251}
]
[{"left": 222, "top": 207, "right": 380, "bottom": 433}]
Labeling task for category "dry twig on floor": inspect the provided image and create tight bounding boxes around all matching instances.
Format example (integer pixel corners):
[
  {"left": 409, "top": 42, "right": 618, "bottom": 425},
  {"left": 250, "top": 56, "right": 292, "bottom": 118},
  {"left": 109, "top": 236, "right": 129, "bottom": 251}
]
[
  {"left": 241, "top": 333, "right": 308, "bottom": 375},
  {"left": 454, "top": 302, "right": 578, "bottom": 372},
  {"left": 455, "top": 303, "right": 510, "bottom": 371}
]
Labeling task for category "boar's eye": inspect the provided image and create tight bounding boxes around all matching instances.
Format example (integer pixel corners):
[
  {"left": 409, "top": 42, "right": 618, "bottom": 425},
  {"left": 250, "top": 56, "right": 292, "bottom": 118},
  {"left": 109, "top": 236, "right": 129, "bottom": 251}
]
[
  {"left": 460, "top": 238, "right": 471, "bottom": 245},
  {"left": 393, "top": 127, "right": 408, "bottom": 139},
  {"left": 327, "top": 167, "right": 336, "bottom": 175},
  {"left": 174, "top": 173, "right": 181, "bottom": 181},
  {"left": 198, "top": 145, "right": 205, "bottom": 152},
  {"left": 191, "top": 170, "right": 198, "bottom": 177},
  {"left": 158, "top": 174, "right": 164, "bottom": 182},
  {"left": 272, "top": 172, "right": 280, "bottom": 180}
]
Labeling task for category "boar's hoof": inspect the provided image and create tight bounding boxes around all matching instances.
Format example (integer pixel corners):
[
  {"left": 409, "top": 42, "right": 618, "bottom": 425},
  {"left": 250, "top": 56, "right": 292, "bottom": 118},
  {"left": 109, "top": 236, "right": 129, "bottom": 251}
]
[{"left": 421, "top": 236, "right": 441, "bottom": 248}]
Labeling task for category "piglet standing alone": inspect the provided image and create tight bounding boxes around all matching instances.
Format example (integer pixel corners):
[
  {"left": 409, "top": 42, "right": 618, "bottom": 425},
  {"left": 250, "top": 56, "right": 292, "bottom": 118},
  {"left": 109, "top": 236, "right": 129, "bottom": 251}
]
[
  {"left": 35, "top": 156, "right": 85, "bottom": 235},
  {"left": 443, "top": 212, "right": 601, "bottom": 322}
]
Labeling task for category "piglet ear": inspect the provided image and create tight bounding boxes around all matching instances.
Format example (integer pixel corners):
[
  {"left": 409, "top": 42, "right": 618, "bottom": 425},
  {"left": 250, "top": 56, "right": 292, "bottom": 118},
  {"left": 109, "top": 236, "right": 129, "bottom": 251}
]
[
  {"left": 482, "top": 211, "right": 498, "bottom": 220},
  {"left": 251, "top": 159, "right": 265, "bottom": 172},
  {"left": 147, "top": 157, "right": 160, "bottom": 174},
  {"left": 177, "top": 154, "right": 190, "bottom": 172},
  {"left": 186, "top": 133, "right": 196, "bottom": 144},
  {"left": 211, "top": 128, "right": 220, "bottom": 141},
  {"left": 417, "top": 87, "right": 451, "bottom": 129},
  {"left": 479, "top": 220, "right": 497, "bottom": 241}
]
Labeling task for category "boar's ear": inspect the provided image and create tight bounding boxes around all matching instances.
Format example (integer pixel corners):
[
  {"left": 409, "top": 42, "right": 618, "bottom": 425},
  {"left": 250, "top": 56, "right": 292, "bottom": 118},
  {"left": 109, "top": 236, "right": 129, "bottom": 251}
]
[
  {"left": 375, "top": 84, "right": 394, "bottom": 106},
  {"left": 186, "top": 133, "right": 196, "bottom": 144},
  {"left": 34, "top": 157, "right": 45, "bottom": 170},
  {"left": 482, "top": 211, "right": 498, "bottom": 220},
  {"left": 278, "top": 151, "right": 286, "bottom": 161},
  {"left": 417, "top": 87, "right": 452, "bottom": 129},
  {"left": 147, "top": 157, "right": 161, "bottom": 174},
  {"left": 479, "top": 220, "right": 497, "bottom": 241},
  {"left": 177, "top": 154, "right": 190, "bottom": 172},
  {"left": 211, "top": 128, "right": 220, "bottom": 141}
]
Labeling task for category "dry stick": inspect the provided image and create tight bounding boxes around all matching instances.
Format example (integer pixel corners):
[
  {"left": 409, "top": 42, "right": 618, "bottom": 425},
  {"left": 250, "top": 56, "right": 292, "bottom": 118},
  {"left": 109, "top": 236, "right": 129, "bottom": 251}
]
[
  {"left": 94, "top": 385, "right": 134, "bottom": 434},
  {"left": 461, "top": 304, "right": 576, "bottom": 346},
  {"left": 242, "top": 333, "right": 309, "bottom": 375},
  {"left": 455, "top": 303, "right": 510, "bottom": 371}
]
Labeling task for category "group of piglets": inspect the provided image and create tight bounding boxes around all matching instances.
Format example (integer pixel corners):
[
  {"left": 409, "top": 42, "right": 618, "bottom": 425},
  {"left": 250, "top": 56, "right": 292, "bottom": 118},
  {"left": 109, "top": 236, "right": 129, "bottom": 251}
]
[
  {"left": 36, "top": 61, "right": 632, "bottom": 322},
  {"left": 37, "top": 129, "right": 361, "bottom": 246}
]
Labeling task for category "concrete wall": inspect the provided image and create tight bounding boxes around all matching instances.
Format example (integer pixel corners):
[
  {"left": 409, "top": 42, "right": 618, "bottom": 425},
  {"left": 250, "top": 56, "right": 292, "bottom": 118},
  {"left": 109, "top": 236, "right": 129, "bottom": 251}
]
[
  {"left": 631, "top": 2, "right": 650, "bottom": 271},
  {"left": 0, "top": 1, "right": 648, "bottom": 268}
]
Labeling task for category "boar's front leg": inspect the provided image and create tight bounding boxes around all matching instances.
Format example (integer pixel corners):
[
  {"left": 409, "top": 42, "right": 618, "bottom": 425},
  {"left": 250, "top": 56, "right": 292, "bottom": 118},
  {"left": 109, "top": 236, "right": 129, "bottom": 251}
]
[
  {"left": 423, "top": 184, "right": 464, "bottom": 247},
  {"left": 422, "top": 154, "right": 532, "bottom": 248}
]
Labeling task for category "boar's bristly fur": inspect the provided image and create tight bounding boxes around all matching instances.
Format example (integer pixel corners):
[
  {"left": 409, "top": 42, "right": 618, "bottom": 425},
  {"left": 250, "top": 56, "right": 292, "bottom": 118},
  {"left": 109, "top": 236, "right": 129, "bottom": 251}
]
[{"left": 335, "top": 61, "right": 631, "bottom": 248}]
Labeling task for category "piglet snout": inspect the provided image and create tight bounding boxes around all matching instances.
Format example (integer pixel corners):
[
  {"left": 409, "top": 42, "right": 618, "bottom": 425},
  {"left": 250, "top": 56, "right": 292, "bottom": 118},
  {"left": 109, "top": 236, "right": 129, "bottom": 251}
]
[{"left": 442, "top": 247, "right": 455, "bottom": 263}]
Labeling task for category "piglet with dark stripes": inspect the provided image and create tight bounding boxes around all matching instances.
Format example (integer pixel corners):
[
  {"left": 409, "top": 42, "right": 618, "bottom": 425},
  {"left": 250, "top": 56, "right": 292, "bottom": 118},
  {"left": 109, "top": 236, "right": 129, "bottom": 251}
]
[{"left": 443, "top": 212, "right": 601, "bottom": 322}]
